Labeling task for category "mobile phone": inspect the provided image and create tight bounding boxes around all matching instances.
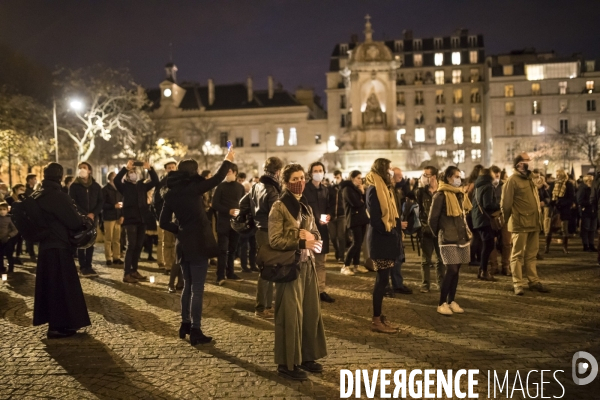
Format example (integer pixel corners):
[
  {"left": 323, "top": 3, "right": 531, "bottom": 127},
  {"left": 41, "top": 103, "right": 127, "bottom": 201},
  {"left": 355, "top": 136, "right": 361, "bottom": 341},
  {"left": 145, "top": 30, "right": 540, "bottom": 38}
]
[
  {"left": 226, "top": 140, "right": 232, "bottom": 150},
  {"left": 133, "top": 161, "right": 144, "bottom": 167}
]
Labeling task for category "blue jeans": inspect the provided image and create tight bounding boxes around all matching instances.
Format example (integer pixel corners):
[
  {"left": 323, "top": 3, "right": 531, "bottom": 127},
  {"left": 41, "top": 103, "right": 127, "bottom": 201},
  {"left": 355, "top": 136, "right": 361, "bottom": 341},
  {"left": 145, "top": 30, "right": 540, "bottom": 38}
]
[
  {"left": 181, "top": 258, "right": 209, "bottom": 329},
  {"left": 391, "top": 255, "right": 404, "bottom": 289}
]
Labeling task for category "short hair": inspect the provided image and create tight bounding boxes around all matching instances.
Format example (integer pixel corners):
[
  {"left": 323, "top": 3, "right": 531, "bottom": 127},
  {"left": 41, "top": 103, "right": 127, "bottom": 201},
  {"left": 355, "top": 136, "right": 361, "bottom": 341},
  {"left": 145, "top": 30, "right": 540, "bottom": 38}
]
[
  {"left": 178, "top": 159, "right": 199, "bottom": 176},
  {"left": 424, "top": 165, "right": 438, "bottom": 176},
  {"left": 12, "top": 184, "right": 24, "bottom": 193},
  {"left": 200, "top": 170, "right": 211, "bottom": 178},
  {"left": 443, "top": 166, "right": 460, "bottom": 184},
  {"left": 64, "top": 175, "right": 74, "bottom": 185},
  {"left": 333, "top": 170, "right": 342, "bottom": 176},
  {"left": 479, "top": 168, "right": 491, "bottom": 176},
  {"left": 78, "top": 162, "right": 92, "bottom": 172},
  {"left": 308, "top": 161, "right": 326, "bottom": 176},
  {"left": 264, "top": 157, "right": 283, "bottom": 174},
  {"left": 0, "top": 202, "right": 8, "bottom": 209},
  {"left": 237, "top": 172, "right": 247, "bottom": 180},
  {"left": 281, "top": 164, "right": 305, "bottom": 183},
  {"left": 106, "top": 172, "right": 115, "bottom": 181},
  {"left": 228, "top": 163, "right": 238, "bottom": 175},
  {"left": 490, "top": 165, "right": 501, "bottom": 174},
  {"left": 26, "top": 174, "right": 36, "bottom": 182},
  {"left": 349, "top": 170, "right": 362, "bottom": 179}
]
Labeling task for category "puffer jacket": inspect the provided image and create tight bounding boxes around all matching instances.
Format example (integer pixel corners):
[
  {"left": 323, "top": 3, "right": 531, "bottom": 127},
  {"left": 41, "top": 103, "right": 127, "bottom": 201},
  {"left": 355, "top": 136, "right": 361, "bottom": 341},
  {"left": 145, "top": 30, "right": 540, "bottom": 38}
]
[
  {"left": 500, "top": 169, "right": 542, "bottom": 233},
  {"left": 428, "top": 191, "right": 470, "bottom": 245},
  {"left": 268, "top": 190, "right": 320, "bottom": 252},
  {"left": 471, "top": 174, "right": 500, "bottom": 230}
]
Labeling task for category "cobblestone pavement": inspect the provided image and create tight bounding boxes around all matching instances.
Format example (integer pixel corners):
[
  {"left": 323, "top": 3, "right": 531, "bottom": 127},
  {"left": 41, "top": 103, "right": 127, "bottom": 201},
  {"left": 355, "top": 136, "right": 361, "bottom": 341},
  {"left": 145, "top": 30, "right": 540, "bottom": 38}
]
[{"left": 1, "top": 236, "right": 599, "bottom": 399}]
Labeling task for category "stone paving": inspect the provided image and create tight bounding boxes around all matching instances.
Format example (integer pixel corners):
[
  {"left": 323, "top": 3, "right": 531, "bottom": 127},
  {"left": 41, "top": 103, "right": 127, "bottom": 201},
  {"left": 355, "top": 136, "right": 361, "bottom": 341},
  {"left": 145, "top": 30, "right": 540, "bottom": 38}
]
[{"left": 1, "top": 237, "right": 599, "bottom": 399}]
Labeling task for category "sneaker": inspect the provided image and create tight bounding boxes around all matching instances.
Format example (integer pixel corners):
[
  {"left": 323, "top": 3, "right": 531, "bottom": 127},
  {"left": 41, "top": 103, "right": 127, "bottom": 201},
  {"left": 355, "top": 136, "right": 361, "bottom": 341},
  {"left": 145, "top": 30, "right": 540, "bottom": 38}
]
[
  {"left": 340, "top": 266, "right": 355, "bottom": 276},
  {"left": 255, "top": 309, "right": 275, "bottom": 319},
  {"left": 277, "top": 365, "right": 308, "bottom": 381},
  {"left": 355, "top": 265, "right": 369, "bottom": 274},
  {"left": 131, "top": 271, "right": 146, "bottom": 281},
  {"left": 319, "top": 292, "right": 335, "bottom": 303},
  {"left": 80, "top": 268, "right": 98, "bottom": 277},
  {"left": 514, "top": 286, "right": 524, "bottom": 296},
  {"left": 227, "top": 274, "right": 244, "bottom": 281},
  {"left": 437, "top": 302, "right": 453, "bottom": 316},
  {"left": 528, "top": 282, "right": 550, "bottom": 293},
  {"left": 449, "top": 301, "right": 464, "bottom": 313},
  {"left": 394, "top": 286, "right": 413, "bottom": 295},
  {"left": 123, "top": 274, "right": 139, "bottom": 284},
  {"left": 216, "top": 278, "right": 226, "bottom": 286},
  {"left": 420, "top": 287, "right": 430, "bottom": 293},
  {"left": 299, "top": 361, "right": 323, "bottom": 373}
]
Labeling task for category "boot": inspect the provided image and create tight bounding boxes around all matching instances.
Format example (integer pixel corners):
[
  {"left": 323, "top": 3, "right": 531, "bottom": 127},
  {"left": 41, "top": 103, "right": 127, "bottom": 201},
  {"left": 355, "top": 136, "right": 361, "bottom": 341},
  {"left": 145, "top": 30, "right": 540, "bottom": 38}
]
[
  {"left": 179, "top": 322, "right": 191, "bottom": 339},
  {"left": 562, "top": 237, "right": 569, "bottom": 254},
  {"left": 544, "top": 234, "right": 552, "bottom": 254},
  {"left": 480, "top": 271, "right": 497, "bottom": 282},
  {"left": 583, "top": 244, "right": 590, "bottom": 251},
  {"left": 189, "top": 328, "right": 212, "bottom": 345},
  {"left": 370, "top": 316, "right": 397, "bottom": 334},
  {"left": 502, "top": 265, "right": 512, "bottom": 277}
]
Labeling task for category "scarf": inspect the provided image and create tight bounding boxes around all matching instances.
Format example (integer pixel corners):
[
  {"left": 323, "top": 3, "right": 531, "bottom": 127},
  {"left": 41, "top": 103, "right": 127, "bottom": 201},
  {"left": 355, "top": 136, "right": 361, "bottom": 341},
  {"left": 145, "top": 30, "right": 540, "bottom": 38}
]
[
  {"left": 74, "top": 177, "right": 93, "bottom": 188},
  {"left": 437, "top": 182, "right": 473, "bottom": 217},
  {"left": 552, "top": 178, "right": 567, "bottom": 200},
  {"left": 365, "top": 172, "right": 398, "bottom": 232}
]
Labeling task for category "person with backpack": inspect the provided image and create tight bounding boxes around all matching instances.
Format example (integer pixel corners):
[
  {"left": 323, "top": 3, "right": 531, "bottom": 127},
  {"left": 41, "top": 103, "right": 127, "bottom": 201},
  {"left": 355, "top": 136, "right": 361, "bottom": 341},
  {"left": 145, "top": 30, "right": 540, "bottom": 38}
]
[
  {"left": 471, "top": 168, "right": 500, "bottom": 282},
  {"left": 114, "top": 160, "right": 159, "bottom": 284},
  {"left": 102, "top": 171, "right": 124, "bottom": 266},
  {"left": 32, "top": 162, "right": 91, "bottom": 339},
  {"left": 0, "top": 201, "right": 18, "bottom": 274},
  {"left": 69, "top": 162, "right": 103, "bottom": 277}
]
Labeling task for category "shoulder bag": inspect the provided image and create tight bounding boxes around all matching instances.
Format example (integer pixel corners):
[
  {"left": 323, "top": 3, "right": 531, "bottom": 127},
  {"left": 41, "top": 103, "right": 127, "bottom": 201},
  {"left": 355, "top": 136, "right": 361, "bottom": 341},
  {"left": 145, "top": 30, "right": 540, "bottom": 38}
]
[{"left": 475, "top": 188, "right": 504, "bottom": 231}]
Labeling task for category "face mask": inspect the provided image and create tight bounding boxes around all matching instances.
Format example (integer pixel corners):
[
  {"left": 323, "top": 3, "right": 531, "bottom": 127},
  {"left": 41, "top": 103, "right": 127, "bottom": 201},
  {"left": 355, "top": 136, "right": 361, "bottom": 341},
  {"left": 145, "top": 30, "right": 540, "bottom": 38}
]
[
  {"left": 312, "top": 172, "right": 324, "bottom": 182},
  {"left": 493, "top": 178, "right": 500, "bottom": 186},
  {"left": 78, "top": 169, "right": 89, "bottom": 178},
  {"left": 128, "top": 173, "right": 138, "bottom": 182},
  {"left": 452, "top": 178, "right": 462, "bottom": 187},
  {"left": 388, "top": 170, "right": 395, "bottom": 178},
  {"left": 421, "top": 176, "right": 430, "bottom": 187},
  {"left": 287, "top": 180, "right": 305, "bottom": 195},
  {"left": 520, "top": 163, "right": 529, "bottom": 172},
  {"left": 0, "top": 210, "right": 7, "bottom": 217},
  {"left": 225, "top": 174, "right": 236, "bottom": 182}
]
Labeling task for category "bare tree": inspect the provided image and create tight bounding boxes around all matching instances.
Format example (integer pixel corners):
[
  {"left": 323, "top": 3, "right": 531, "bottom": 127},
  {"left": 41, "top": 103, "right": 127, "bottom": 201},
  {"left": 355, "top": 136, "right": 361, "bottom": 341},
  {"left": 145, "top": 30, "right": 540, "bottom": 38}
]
[{"left": 178, "top": 117, "right": 224, "bottom": 169}]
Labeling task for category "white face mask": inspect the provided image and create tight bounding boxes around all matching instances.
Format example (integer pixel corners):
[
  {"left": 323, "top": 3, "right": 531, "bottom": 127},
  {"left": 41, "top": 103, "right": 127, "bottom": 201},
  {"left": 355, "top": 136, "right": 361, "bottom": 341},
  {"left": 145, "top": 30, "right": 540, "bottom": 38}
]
[
  {"left": 0, "top": 210, "right": 7, "bottom": 217},
  {"left": 78, "top": 169, "right": 89, "bottom": 178},
  {"left": 452, "top": 177, "right": 462, "bottom": 187},
  {"left": 493, "top": 178, "right": 500, "bottom": 186},
  {"left": 128, "top": 173, "right": 138, "bottom": 182},
  {"left": 420, "top": 176, "right": 430, "bottom": 187},
  {"left": 312, "top": 172, "right": 324, "bottom": 182},
  {"left": 388, "top": 170, "right": 395, "bottom": 178},
  {"left": 225, "top": 174, "right": 236, "bottom": 182}
]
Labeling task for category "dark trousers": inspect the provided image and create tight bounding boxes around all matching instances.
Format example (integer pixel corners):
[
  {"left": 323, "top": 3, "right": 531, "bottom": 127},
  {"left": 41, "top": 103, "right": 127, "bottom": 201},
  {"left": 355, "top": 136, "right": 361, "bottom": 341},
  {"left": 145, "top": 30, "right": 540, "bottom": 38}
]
[
  {"left": 15, "top": 235, "right": 23, "bottom": 256},
  {"left": 391, "top": 255, "right": 404, "bottom": 289},
  {"left": 440, "top": 264, "right": 461, "bottom": 305},
  {"left": 26, "top": 240, "right": 36, "bottom": 257},
  {"left": 477, "top": 226, "right": 496, "bottom": 273},
  {"left": 217, "top": 229, "right": 239, "bottom": 280},
  {"left": 77, "top": 246, "right": 94, "bottom": 271},
  {"left": 239, "top": 234, "right": 256, "bottom": 270},
  {"left": 345, "top": 225, "right": 366, "bottom": 267},
  {"left": 0, "top": 237, "right": 17, "bottom": 271},
  {"left": 329, "top": 216, "right": 346, "bottom": 260},
  {"left": 373, "top": 268, "right": 392, "bottom": 317},
  {"left": 181, "top": 258, "right": 209, "bottom": 329},
  {"left": 124, "top": 224, "right": 146, "bottom": 276}
]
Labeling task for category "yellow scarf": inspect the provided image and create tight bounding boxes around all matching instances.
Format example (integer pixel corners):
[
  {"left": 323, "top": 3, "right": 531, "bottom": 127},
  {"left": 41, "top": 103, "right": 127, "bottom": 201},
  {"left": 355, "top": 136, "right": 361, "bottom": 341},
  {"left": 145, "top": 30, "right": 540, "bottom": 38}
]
[
  {"left": 437, "top": 182, "right": 473, "bottom": 217},
  {"left": 365, "top": 171, "right": 399, "bottom": 232}
]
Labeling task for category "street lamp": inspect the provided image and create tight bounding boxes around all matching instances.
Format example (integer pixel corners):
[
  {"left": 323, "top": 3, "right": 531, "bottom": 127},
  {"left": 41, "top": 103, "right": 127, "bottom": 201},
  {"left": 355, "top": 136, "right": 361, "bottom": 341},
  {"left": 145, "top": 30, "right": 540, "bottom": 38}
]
[
  {"left": 52, "top": 98, "right": 85, "bottom": 163},
  {"left": 538, "top": 126, "right": 545, "bottom": 134},
  {"left": 69, "top": 99, "right": 84, "bottom": 112}
]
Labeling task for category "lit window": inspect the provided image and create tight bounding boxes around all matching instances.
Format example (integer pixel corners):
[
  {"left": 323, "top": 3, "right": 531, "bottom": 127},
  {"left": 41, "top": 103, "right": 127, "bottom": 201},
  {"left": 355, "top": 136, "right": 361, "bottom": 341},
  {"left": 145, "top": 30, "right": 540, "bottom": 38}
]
[
  {"left": 415, "top": 110, "right": 424, "bottom": 124},
  {"left": 396, "top": 128, "right": 406, "bottom": 144},
  {"left": 434, "top": 53, "right": 443, "bottom": 66},
  {"left": 453, "top": 149, "right": 465, "bottom": 164},
  {"left": 288, "top": 127, "right": 297, "bottom": 146},
  {"left": 471, "top": 108, "right": 481, "bottom": 123},
  {"left": 586, "top": 61, "right": 596, "bottom": 72},
  {"left": 453, "top": 127, "right": 464, "bottom": 144},
  {"left": 471, "top": 149, "right": 481, "bottom": 160},
  {"left": 251, "top": 129, "right": 260, "bottom": 147},
  {"left": 587, "top": 120, "right": 596, "bottom": 134},
  {"left": 587, "top": 81, "right": 595, "bottom": 92},
  {"left": 503, "top": 65, "right": 514, "bottom": 76},
  {"left": 452, "top": 69, "right": 461, "bottom": 84},
  {"left": 471, "top": 126, "right": 481, "bottom": 143},
  {"left": 588, "top": 99, "right": 596, "bottom": 111},
  {"left": 453, "top": 108, "right": 463, "bottom": 123},
  {"left": 531, "top": 83, "right": 541, "bottom": 95},
  {"left": 453, "top": 89, "right": 462, "bottom": 104},
  {"left": 471, "top": 88, "right": 480, "bottom": 103},
  {"left": 532, "top": 101, "right": 541, "bottom": 114},
  {"left": 506, "top": 120, "right": 515, "bottom": 136},
  {"left": 415, "top": 91, "right": 424, "bottom": 105},
  {"left": 526, "top": 62, "right": 578, "bottom": 80},
  {"left": 397, "top": 92, "right": 405, "bottom": 105},
  {"left": 435, "top": 90, "right": 444, "bottom": 104},
  {"left": 436, "top": 150, "right": 448, "bottom": 158},
  {"left": 276, "top": 128, "right": 284, "bottom": 146},
  {"left": 397, "top": 110, "right": 406, "bottom": 125},
  {"left": 469, "top": 68, "right": 479, "bottom": 82},
  {"left": 435, "top": 70, "right": 444, "bottom": 85},
  {"left": 559, "top": 81, "right": 567, "bottom": 95},
  {"left": 452, "top": 52, "right": 461, "bottom": 65},
  {"left": 469, "top": 51, "right": 478, "bottom": 64},
  {"left": 532, "top": 119, "right": 543, "bottom": 135},
  {"left": 505, "top": 102, "right": 515, "bottom": 116},
  {"left": 559, "top": 119, "right": 569, "bottom": 134},
  {"left": 505, "top": 85, "right": 514, "bottom": 97},
  {"left": 436, "top": 127, "right": 446, "bottom": 145},
  {"left": 414, "top": 53, "right": 423, "bottom": 67},
  {"left": 415, "top": 128, "right": 425, "bottom": 142}
]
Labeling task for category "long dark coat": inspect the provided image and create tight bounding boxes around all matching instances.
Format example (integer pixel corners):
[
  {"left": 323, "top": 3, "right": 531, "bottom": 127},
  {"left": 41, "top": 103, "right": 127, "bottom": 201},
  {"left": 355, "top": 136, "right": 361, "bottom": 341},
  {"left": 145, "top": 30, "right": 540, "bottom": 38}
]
[
  {"left": 365, "top": 185, "right": 401, "bottom": 261},
  {"left": 303, "top": 180, "right": 331, "bottom": 254}
]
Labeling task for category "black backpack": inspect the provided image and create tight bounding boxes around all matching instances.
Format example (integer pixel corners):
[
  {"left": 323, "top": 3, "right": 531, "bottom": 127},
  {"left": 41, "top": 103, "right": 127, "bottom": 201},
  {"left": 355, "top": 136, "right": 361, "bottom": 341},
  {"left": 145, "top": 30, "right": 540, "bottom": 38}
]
[{"left": 10, "top": 190, "right": 51, "bottom": 242}]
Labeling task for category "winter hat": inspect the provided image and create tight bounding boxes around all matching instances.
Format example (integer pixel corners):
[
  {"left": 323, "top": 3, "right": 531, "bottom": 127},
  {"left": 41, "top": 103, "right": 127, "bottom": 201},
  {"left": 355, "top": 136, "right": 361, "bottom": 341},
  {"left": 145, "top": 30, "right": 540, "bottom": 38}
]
[
  {"left": 43, "top": 162, "right": 64, "bottom": 183},
  {"left": 163, "top": 159, "right": 177, "bottom": 169}
]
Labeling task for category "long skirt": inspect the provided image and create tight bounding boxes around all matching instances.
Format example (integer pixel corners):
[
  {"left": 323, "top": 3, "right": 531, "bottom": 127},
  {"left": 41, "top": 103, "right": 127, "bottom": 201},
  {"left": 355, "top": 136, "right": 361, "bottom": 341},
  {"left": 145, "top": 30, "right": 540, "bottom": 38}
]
[
  {"left": 274, "top": 258, "right": 327, "bottom": 370},
  {"left": 33, "top": 248, "right": 91, "bottom": 330}
]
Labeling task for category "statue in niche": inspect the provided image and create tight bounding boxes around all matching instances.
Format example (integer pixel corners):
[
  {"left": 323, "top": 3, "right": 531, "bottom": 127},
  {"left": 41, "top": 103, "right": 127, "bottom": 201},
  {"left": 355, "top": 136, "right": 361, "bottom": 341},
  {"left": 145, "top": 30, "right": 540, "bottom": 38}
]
[{"left": 363, "top": 91, "right": 385, "bottom": 127}]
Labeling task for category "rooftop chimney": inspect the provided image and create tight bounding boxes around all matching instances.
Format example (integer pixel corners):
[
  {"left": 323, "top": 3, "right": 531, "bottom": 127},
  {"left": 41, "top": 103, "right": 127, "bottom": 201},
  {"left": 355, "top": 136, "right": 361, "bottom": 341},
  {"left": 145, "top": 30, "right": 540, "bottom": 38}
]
[
  {"left": 208, "top": 79, "right": 215, "bottom": 106},
  {"left": 268, "top": 76, "right": 274, "bottom": 100},
  {"left": 247, "top": 76, "right": 253, "bottom": 103},
  {"left": 403, "top": 29, "right": 413, "bottom": 40},
  {"left": 165, "top": 63, "right": 177, "bottom": 82}
]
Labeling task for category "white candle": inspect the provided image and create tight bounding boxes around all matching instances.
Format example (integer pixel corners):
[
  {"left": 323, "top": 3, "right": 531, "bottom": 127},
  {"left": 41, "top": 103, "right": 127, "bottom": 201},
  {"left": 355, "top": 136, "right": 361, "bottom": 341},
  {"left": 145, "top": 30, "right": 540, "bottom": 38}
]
[
  {"left": 149, "top": 276, "right": 155, "bottom": 284},
  {"left": 1, "top": 274, "right": 7, "bottom": 281}
]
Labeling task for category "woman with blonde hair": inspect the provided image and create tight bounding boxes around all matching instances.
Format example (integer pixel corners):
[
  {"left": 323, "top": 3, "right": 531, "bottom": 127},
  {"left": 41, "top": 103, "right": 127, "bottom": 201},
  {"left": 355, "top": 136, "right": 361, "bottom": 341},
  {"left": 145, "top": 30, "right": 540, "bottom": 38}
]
[{"left": 551, "top": 169, "right": 576, "bottom": 254}]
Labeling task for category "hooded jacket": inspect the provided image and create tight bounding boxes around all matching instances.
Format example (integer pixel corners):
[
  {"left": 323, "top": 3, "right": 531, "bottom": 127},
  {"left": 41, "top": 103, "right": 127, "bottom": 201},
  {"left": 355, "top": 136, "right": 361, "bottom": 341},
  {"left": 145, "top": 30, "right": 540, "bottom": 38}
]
[
  {"left": 114, "top": 167, "right": 159, "bottom": 226},
  {"left": 159, "top": 161, "right": 231, "bottom": 262},
  {"left": 501, "top": 169, "right": 542, "bottom": 233},
  {"left": 341, "top": 180, "right": 369, "bottom": 228},
  {"left": 471, "top": 174, "right": 501, "bottom": 230}
]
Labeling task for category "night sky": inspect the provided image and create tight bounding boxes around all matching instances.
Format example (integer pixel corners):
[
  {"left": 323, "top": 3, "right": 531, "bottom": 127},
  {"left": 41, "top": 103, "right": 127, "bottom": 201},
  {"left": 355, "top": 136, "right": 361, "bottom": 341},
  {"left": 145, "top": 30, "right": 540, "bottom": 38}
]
[{"left": 1, "top": 0, "right": 599, "bottom": 100}]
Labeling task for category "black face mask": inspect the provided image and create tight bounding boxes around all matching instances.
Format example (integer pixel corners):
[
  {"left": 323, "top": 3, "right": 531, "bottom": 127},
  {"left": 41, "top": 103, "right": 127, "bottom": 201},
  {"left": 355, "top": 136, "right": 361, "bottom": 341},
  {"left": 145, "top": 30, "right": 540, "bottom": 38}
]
[{"left": 522, "top": 163, "right": 529, "bottom": 172}]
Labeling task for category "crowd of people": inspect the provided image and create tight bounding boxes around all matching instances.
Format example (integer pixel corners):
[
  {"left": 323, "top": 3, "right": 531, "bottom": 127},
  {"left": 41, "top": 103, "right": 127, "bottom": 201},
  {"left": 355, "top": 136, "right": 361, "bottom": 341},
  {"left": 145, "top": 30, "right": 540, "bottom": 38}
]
[{"left": 1, "top": 149, "right": 599, "bottom": 381}]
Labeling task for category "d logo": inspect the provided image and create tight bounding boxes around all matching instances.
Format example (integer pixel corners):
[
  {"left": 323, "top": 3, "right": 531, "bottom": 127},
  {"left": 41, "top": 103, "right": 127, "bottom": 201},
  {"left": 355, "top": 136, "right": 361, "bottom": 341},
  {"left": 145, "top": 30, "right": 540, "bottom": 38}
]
[{"left": 572, "top": 351, "right": 598, "bottom": 386}]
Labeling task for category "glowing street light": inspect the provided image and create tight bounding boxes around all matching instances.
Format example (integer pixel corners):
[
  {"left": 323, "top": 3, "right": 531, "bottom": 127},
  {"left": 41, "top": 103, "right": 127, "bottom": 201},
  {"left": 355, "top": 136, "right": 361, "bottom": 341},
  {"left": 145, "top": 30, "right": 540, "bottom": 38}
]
[
  {"left": 69, "top": 99, "right": 84, "bottom": 112},
  {"left": 157, "top": 138, "right": 166, "bottom": 146},
  {"left": 543, "top": 160, "right": 549, "bottom": 166},
  {"left": 538, "top": 126, "right": 545, "bottom": 133}
]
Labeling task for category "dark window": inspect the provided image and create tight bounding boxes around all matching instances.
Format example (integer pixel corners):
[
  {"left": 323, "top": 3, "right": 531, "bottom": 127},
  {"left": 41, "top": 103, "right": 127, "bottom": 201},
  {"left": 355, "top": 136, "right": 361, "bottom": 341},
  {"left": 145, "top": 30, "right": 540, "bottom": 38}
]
[
  {"left": 340, "top": 95, "right": 346, "bottom": 109},
  {"left": 559, "top": 119, "right": 569, "bottom": 134},
  {"left": 588, "top": 99, "right": 596, "bottom": 111},
  {"left": 340, "top": 115, "right": 346, "bottom": 127},
  {"left": 235, "top": 137, "right": 244, "bottom": 147},
  {"left": 315, "top": 134, "right": 322, "bottom": 144},
  {"left": 219, "top": 132, "right": 228, "bottom": 147}
]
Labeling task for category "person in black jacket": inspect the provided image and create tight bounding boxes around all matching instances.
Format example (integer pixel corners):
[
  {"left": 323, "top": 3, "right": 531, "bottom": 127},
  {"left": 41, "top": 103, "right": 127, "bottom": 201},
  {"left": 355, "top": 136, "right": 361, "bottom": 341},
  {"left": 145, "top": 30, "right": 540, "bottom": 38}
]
[
  {"left": 239, "top": 156, "right": 282, "bottom": 319},
  {"left": 577, "top": 175, "right": 597, "bottom": 251},
  {"left": 211, "top": 163, "right": 245, "bottom": 285},
  {"left": 34, "top": 162, "right": 91, "bottom": 339},
  {"left": 303, "top": 161, "right": 334, "bottom": 303},
  {"left": 342, "top": 171, "right": 369, "bottom": 275},
  {"left": 328, "top": 170, "right": 346, "bottom": 263},
  {"left": 552, "top": 169, "right": 576, "bottom": 254},
  {"left": 114, "top": 160, "right": 159, "bottom": 283},
  {"left": 471, "top": 168, "right": 500, "bottom": 282},
  {"left": 24, "top": 174, "right": 38, "bottom": 261},
  {"left": 102, "top": 171, "right": 124, "bottom": 266},
  {"left": 69, "top": 162, "right": 103, "bottom": 277},
  {"left": 160, "top": 151, "right": 234, "bottom": 345}
]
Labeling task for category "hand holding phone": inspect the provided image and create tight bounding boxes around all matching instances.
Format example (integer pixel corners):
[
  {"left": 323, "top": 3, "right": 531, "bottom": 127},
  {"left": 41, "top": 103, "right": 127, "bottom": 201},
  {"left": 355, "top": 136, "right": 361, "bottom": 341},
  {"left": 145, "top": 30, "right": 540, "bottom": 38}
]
[
  {"left": 133, "top": 161, "right": 144, "bottom": 167},
  {"left": 226, "top": 140, "right": 232, "bottom": 150}
]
